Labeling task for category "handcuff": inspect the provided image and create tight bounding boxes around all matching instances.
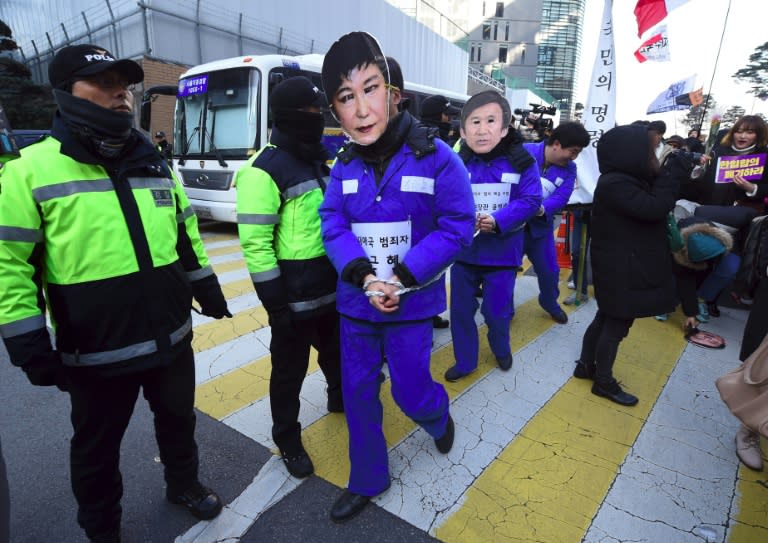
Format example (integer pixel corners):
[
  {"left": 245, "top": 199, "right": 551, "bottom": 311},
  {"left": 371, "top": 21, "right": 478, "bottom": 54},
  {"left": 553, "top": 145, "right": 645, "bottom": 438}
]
[{"left": 363, "top": 277, "right": 410, "bottom": 297}]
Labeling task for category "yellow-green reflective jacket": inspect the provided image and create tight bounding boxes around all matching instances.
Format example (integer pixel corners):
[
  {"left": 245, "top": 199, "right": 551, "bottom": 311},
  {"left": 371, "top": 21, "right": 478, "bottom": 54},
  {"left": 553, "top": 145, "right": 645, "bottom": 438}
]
[
  {"left": 235, "top": 139, "right": 336, "bottom": 317},
  {"left": 0, "top": 126, "right": 211, "bottom": 372}
]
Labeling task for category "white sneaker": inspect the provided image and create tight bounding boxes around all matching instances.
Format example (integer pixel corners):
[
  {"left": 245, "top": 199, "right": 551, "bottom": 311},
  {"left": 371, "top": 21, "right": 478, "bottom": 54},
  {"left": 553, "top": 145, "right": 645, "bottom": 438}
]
[
  {"left": 736, "top": 426, "right": 764, "bottom": 471},
  {"left": 563, "top": 292, "right": 589, "bottom": 305}
]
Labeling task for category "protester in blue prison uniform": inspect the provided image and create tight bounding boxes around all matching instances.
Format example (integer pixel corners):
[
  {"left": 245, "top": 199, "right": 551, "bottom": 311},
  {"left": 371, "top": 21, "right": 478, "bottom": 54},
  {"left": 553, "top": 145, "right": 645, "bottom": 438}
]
[
  {"left": 521, "top": 122, "right": 590, "bottom": 324},
  {"left": 445, "top": 91, "right": 542, "bottom": 382},
  {"left": 318, "top": 32, "right": 475, "bottom": 523}
]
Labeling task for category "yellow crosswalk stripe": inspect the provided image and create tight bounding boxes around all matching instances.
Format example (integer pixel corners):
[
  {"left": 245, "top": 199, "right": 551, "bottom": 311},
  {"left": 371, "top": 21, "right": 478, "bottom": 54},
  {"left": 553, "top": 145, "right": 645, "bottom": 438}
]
[
  {"left": 221, "top": 277, "right": 255, "bottom": 300},
  {"left": 731, "top": 466, "right": 768, "bottom": 542},
  {"left": 195, "top": 350, "right": 321, "bottom": 420},
  {"left": 302, "top": 296, "right": 570, "bottom": 489},
  {"left": 206, "top": 244, "right": 243, "bottom": 257},
  {"left": 192, "top": 307, "right": 269, "bottom": 353},
  {"left": 212, "top": 259, "right": 247, "bottom": 275},
  {"left": 435, "top": 315, "right": 686, "bottom": 542}
]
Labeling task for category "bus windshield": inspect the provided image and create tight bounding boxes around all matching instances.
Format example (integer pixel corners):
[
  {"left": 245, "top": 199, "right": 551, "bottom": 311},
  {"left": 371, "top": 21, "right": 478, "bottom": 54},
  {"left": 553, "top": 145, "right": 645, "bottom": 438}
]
[{"left": 175, "top": 67, "right": 259, "bottom": 160}]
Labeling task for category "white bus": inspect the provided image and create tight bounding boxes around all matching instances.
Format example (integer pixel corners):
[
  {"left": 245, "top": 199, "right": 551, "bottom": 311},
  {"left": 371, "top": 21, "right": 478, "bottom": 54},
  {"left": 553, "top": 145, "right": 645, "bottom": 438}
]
[{"left": 141, "top": 53, "right": 468, "bottom": 223}]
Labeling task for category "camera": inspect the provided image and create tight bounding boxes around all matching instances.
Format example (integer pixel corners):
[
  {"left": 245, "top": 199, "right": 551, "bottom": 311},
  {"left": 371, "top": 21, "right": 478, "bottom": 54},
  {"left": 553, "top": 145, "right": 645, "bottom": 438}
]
[
  {"left": 513, "top": 103, "right": 557, "bottom": 141},
  {"left": 674, "top": 149, "right": 706, "bottom": 164}
]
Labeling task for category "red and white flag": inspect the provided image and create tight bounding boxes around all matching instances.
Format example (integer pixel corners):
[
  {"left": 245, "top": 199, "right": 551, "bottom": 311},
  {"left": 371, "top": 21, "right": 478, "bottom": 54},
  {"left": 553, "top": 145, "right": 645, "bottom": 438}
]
[
  {"left": 634, "top": 25, "right": 670, "bottom": 63},
  {"left": 634, "top": 0, "right": 691, "bottom": 37}
]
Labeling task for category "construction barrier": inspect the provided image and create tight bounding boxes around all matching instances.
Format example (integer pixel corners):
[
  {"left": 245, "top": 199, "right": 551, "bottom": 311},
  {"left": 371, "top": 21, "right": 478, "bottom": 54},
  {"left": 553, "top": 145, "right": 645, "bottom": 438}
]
[{"left": 555, "top": 212, "right": 571, "bottom": 269}]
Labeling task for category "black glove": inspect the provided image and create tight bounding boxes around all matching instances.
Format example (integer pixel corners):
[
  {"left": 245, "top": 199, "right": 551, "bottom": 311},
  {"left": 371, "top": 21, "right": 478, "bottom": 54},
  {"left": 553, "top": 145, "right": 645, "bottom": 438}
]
[
  {"left": 190, "top": 274, "right": 232, "bottom": 319},
  {"left": 22, "top": 351, "right": 64, "bottom": 388}
]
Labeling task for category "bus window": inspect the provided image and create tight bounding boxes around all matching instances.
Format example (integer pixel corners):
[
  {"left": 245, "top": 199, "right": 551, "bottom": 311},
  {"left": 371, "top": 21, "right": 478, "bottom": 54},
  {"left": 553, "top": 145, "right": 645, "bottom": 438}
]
[{"left": 174, "top": 67, "right": 259, "bottom": 160}]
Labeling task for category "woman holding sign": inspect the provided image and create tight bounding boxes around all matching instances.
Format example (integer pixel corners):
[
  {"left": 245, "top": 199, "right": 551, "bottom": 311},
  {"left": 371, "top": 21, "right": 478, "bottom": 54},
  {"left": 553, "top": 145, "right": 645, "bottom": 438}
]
[
  {"left": 445, "top": 91, "right": 541, "bottom": 382},
  {"left": 319, "top": 32, "right": 475, "bottom": 523},
  {"left": 694, "top": 116, "right": 768, "bottom": 240}
]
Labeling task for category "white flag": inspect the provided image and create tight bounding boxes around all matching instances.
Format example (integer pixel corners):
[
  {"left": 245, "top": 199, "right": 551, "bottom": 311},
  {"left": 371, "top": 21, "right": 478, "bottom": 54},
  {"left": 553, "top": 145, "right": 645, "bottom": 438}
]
[{"left": 571, "top": 0, "right": 616, "bottom": 205}]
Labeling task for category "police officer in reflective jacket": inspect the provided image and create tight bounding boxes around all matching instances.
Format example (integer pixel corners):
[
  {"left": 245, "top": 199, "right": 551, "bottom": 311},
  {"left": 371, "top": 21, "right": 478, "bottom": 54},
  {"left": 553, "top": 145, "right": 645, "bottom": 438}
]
[
  {"left": 235, "top": 76, "right": 342, "bottom": 479},
  {"left": 0, "top": 44, "right": 230, "bottom": 542}
]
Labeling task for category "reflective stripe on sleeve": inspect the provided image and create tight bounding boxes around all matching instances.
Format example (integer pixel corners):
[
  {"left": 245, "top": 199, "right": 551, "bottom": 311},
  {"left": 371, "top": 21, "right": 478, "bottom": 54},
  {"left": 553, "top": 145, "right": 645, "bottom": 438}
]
[
  {"left": 0, "top": 314, "right": 47, "bottom": 338},
  {"left": 288, "top": 292, "right": 336, "bottom": 313},
  {"left": 0, "top": 225, "right": 43, "bottom": 243},
  {"left": 32, "top": 179, "right": 113, "bottom": 203},
  {"left": 237, "top": 213, "right": 280, "bottom": 225},
  {"left": 187, "top": 265, "right": 213, "bottom": 282},
  {"left": 250, "top": 267, "right": 281, "bottom": 283},
  {"left": 177, "top": 206, "right": 196, "bottom": 223}
]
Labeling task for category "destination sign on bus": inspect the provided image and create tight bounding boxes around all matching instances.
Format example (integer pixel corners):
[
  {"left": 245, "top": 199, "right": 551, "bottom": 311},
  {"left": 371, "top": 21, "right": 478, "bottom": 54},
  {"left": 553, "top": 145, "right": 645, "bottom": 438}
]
[{"left": 178, "top": 75, "right": 209, "bottom": 97}]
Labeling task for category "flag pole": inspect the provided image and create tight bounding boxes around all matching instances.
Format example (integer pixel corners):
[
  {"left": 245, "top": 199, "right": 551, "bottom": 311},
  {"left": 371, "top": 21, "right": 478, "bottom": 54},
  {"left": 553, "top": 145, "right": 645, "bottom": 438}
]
[{"left": 698, "top": 0, "right": 732, "bottom": 128}]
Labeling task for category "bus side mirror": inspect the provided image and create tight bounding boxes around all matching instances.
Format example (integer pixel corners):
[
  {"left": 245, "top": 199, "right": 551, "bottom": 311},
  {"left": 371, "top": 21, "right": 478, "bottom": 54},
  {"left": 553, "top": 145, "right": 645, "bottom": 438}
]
[{"left": 139, "top": 85, "right": 179, "bottom": 132}]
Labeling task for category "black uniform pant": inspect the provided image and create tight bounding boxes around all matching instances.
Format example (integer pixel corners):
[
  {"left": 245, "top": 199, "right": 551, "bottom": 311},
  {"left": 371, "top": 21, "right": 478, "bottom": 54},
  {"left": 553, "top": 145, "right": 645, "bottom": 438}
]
[
  {"left": 579, "top": 310, "right": 634, "bottom": 384},
  {"left": 269, "top": 311, "right": 342, "bottom": 455},
  {"left": 67, "top": 345, "right": 198, "bottom": 538}
]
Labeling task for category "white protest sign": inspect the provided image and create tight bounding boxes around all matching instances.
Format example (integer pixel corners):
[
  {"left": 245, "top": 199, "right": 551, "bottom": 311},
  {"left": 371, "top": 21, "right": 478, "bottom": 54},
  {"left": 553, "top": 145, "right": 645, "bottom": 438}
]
[{"left": 351, "top": 220, "right": 411, "bottom": 279}]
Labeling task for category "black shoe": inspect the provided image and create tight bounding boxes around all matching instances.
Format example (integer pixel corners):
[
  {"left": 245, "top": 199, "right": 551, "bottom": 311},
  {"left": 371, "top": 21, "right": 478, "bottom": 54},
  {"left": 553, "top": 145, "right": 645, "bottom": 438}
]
[
  {"left": 496, "top": 354, "right": 513, "bottom": 371},
  {"left": 573, "top": 360, "right": 595, "bottom": 379},
  {"left": 435, "top": 414, "right": 455, "bottom": 454},
  {"left": 327, "top": 391, "right": 344, "bottom": 413},
  {"left": 330, "top": 482, "right": 390, "bottom": 524},
  {"left": 707, "top": 301, "right": 721, "bottom": 317},
  {"left": 166, "top": 481, "right": 223, "bottom": 520},
  {"left": 591, "top": 380, "right": 638, "bottom": 406},
  {"left": 444, "top": 365, "right": 475, "bottom": 382},
  {"left": 432, "top": 315, "right": 450, "bottom": 329},
  {"left": 550, "top": 309, "right": 568, "bottom": 324},
  {"left": 280, "top": 449, "right": 315, "bottom": 478}
]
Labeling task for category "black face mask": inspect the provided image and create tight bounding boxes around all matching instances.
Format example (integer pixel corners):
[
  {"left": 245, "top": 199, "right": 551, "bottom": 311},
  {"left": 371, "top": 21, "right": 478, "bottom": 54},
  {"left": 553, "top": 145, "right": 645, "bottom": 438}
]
[
  {"left": 274, "top": 110, "right": 325, "bottom": 144},
  {"left": 54, "top": 89, "right": 134, "bottom": 159}
]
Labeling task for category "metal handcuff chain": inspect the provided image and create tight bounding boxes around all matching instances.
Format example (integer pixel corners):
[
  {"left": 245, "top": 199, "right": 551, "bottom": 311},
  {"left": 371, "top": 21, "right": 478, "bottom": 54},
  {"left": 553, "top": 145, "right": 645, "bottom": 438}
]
[{"left": 363, "top": 269, "right": 447, "bottom": 298}]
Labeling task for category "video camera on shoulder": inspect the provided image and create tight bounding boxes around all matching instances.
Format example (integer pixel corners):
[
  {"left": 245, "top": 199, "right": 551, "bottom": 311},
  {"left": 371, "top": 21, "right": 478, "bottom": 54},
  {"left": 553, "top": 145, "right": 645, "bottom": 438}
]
[{"left": 513, "top": 103, "right": 557, "bottom": 141}]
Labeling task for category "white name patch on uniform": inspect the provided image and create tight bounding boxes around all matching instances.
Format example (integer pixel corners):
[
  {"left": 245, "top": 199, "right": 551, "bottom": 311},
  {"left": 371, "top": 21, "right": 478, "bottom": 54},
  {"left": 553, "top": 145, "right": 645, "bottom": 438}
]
[
  {"left": 555, "top": 176, "right": 564, "bottom": 186},
  {"left": 342, "top": 179, "right": 358, "bottom": 194},
  {"left": 400, "top": 176, "right": 435, "bottom": 195},
  {"left": 501, "top": 173, "right": 521, "bottom": 184}
]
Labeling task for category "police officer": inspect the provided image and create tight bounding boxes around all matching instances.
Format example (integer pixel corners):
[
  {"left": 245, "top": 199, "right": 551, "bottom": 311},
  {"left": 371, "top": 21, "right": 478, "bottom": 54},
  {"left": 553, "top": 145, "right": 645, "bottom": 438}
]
[
  {"left": 235, "top": 76, "right": 342, "bottom": 479},
  {"left": 154, "top": 130, "right": 172, "bottom": 162},
  {"left": 521, "top": 122, "right": 590, "bottom": 324},
  {"left": 319, "top": 32, "right": 475, "bottom": 523},
  {"left": 0, "top": 44, "right": 230, "bottom": 542}
]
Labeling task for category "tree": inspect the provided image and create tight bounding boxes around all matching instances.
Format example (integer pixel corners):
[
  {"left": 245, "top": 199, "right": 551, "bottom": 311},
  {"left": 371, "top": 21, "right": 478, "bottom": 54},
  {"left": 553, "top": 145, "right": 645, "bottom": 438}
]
[
  {"left": 720, "top": 105, "right": 746, "bottom": 129},
  {"left": 734, "top": 41, "right": 768, "bottom": 100},
  {"left": 0, "top": 19, "right": 55, "bottom": 129},
  {"left": 678, "top": 94, "right": 717, "bottom": 132}
]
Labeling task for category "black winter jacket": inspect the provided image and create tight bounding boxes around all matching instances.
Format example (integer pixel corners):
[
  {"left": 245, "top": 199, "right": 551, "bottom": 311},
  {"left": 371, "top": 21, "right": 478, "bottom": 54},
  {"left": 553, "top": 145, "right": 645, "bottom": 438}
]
[{"left": 590, "top": 124, "right": 679, "bottom": 319}]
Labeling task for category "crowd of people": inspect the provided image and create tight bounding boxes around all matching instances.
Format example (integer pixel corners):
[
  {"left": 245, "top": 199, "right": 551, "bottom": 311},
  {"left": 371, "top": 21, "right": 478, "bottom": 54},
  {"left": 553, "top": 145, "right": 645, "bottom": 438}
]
[{"left": 0, "top": 31, "right": 766, "bottom": 541}]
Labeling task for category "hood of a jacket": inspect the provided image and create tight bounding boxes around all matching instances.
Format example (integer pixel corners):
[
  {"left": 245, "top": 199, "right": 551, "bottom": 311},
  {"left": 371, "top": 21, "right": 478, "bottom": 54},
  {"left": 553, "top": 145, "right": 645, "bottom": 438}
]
[
  {"left": 597, "top": 124, "right": 654, "bottom": 181},
  {"left": 673, "top": 221, "right": 733, "bottom": 270}
]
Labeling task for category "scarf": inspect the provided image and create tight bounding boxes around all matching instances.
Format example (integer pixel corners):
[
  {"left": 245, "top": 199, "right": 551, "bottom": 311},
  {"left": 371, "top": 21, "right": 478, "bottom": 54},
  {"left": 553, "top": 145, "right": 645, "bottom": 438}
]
[{"left": 54, "top": 89, "right": 135, "bottom": 160}]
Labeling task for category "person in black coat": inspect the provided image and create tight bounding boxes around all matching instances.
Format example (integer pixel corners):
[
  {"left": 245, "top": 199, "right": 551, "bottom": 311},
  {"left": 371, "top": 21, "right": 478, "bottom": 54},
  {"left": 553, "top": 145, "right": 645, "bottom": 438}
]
[{"left": 573, "top": 124, "right": 679, "bottom": 406}]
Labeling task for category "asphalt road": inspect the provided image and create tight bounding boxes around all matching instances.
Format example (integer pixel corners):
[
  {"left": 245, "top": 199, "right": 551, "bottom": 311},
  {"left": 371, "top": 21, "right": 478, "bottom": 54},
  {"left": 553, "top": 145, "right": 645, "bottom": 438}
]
[{"left": 0, "top": 340, "right": 266, "bottom": 543}]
